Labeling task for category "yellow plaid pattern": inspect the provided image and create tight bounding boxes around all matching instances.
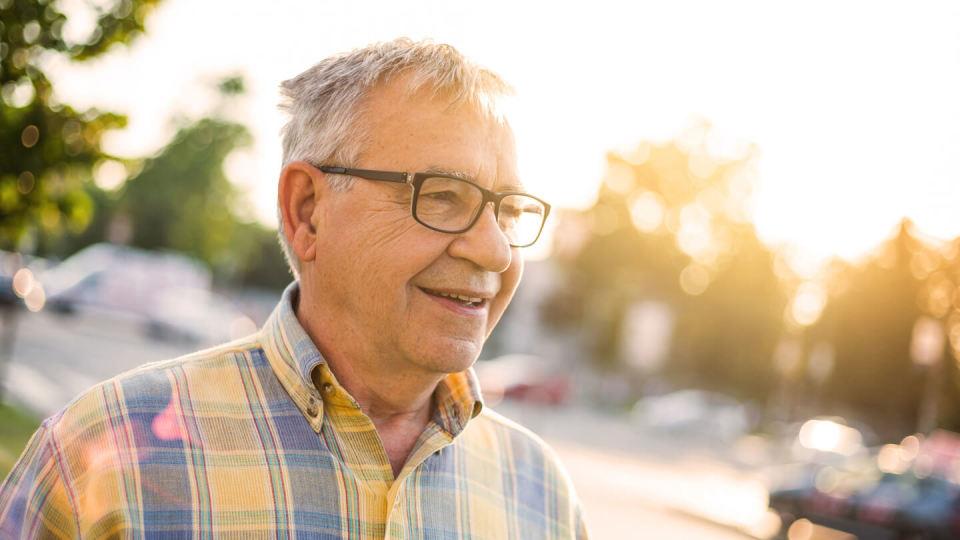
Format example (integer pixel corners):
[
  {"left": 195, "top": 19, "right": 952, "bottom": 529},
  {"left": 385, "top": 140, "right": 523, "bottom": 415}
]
[{"left": 0, "top": 283, "right": 587, "bottom": 539}]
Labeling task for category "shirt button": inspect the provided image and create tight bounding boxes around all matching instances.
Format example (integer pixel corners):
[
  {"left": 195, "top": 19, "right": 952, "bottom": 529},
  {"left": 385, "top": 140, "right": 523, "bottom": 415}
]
[
  {"left": 307, "top": 396, "right": 320, "bottom": 417},
  {"left": 321, "top": 382, "right": 334, "bottom": 394}
]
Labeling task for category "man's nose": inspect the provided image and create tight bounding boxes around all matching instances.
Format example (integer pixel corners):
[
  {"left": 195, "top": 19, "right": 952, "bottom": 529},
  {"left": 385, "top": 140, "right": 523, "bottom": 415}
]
[{"left": 448, "top": 203, "right": 513, "bottom": 273}]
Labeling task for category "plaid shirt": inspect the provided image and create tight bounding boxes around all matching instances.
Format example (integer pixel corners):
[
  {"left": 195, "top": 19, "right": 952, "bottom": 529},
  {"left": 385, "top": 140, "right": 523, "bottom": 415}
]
[{"left": 0, "top": 284, "right": 587, "bottom": 539}]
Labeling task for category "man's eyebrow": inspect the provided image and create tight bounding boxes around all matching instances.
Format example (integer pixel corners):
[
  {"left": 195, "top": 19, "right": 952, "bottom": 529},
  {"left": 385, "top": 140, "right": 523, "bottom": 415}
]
[
  {"left": 423, "top": 166, "right": 526, "bottom": 192},
  {"left": 423, "top": 166, "right": 473, "bottom": 180}
]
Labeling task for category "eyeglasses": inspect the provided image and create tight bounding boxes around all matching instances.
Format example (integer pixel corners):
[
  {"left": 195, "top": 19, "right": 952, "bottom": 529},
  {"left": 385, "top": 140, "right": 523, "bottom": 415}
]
[{"left": 313, "top": 164, "right": 551, "bottom": 248}]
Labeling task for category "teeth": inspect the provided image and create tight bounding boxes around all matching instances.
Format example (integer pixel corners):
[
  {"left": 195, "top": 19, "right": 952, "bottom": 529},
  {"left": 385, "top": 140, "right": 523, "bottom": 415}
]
[{"left": 430, "top": 290, "right": 483, "bottom": 304}]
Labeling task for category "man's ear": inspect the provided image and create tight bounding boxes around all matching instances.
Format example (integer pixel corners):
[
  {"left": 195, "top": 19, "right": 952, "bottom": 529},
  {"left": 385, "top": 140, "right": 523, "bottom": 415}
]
[{"left": 278, "top": 161, "right": 328, "bottom": 264}]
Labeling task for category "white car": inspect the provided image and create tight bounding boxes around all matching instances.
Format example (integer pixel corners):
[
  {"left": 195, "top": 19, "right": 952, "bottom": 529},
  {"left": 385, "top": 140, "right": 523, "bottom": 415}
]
[
  {"left": 631, "top": 389, "right": 755, "bottom": 443},
  {"left": 41, "top": 243, "right": 211, "bottom": 317},
  {"left": 144, "top": 287, "right": 257, "bottom": 346}
]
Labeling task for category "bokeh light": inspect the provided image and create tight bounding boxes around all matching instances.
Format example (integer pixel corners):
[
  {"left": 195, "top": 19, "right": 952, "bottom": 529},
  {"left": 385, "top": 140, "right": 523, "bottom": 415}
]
[
  {"left": 790, "top": 282, "right": 827, "bottom": 327},
  {"left": 798, "top": 419, "right": 862, "bottom": 456},
  {"left": 787, "top": 518, "right": 813, "bottom": 540},
  {"left": 24, "top": 285, "right": 46, "bottom": 313},
  {"left": 911, "top": 317, "right": 945, "bottom": 367},
  {"left": 629, "top": 192, "right": 665, "bottom": 233},
  {"left": 12, "top": 268, "right": 34, "bottom": 298},
  {"left": 93, "top": 159, "right": 128, "bottom": 191},
  {"left": 676, "top": 203, "right": 713, "bottom": 260},
  {"left": 679, "top": 263, "right": 710, "bottom": 296},
  {"left": 877, "top": 444, "right": 909, "bottom": 474}
]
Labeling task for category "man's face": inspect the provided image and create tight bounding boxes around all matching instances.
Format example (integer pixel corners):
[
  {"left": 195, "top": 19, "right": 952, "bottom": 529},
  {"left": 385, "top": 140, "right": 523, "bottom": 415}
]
[{"left": 307, "top": 82, "right": 523, "bottom": 376}]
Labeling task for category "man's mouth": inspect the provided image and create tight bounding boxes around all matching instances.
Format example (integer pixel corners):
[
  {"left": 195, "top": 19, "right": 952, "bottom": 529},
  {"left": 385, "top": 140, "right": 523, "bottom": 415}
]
[{"left": 419, "top": 287, "right": 487, "bottom": 308}]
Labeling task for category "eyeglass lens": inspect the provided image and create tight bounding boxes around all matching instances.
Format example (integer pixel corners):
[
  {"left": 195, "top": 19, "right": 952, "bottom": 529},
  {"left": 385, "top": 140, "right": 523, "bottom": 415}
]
[{"left": 415, "top": 176, "right": 545, "bottom": 246}]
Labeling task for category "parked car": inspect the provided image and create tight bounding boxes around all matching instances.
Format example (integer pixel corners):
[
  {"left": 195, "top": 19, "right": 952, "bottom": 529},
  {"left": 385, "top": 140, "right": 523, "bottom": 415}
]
[
  {"left": 40, "top": 243, "right": 211, "bottom": 317},
  {"left": 0, "top": 273, "right": 18, "bottom": 308},
  {"left": 144, "top": 287, "right": 257, "bottom": 346},
  {"left": 474, "top": 354, "right": 571, "bottom": 406},
  {"left": 630, "top": 389, "right": 756, "bottom": 443},
  {"left": 769, "top": 455, "right": 960, "bottom": 539}
]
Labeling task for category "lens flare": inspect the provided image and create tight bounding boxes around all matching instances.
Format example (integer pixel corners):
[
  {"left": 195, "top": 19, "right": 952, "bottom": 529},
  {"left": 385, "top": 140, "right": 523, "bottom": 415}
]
[{"left": 12, "top": 268, "right": 34, "bottom": 298}]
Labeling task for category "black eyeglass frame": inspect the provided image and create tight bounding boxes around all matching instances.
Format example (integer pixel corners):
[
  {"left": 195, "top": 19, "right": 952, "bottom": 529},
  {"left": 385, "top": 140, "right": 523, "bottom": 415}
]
[{"left": 313, "top": 164, "right": 551, "bottom": 248}]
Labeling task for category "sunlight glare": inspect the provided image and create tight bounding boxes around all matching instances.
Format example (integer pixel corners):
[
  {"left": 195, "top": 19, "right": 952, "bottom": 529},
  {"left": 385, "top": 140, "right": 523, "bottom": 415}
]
[
  {"left": 604, "top": 162, "right": 634, "bottom": 195},
  {"left": 38, "top": 0, "right": 960, "bottom": 270},
  {"left": 629, "top": 192, "right": 665, "bottom": 233},
  {"left": 790, "top": 282, "right": 827, "bottom": 327},
  {"left": 676, "top": 203, "right": 712, "bottom": 259},
  {"left": 679, "top": 264, "right": 710, "bottom": 296},
  {"left": 798, "top": 419, "right": 862, "bottom": 456},
  {"left": 94, "top": 159, "right": 128, "bottom": 191}
]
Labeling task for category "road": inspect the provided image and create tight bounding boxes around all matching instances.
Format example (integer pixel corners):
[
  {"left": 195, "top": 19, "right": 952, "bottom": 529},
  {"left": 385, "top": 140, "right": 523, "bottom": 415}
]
[{"left": 4, "top": 308, "right": 779, "bottom": 539}]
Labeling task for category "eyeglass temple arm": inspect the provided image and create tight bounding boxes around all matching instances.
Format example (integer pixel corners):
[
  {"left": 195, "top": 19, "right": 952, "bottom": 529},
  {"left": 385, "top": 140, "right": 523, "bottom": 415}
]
[{"left": 319, "top": 166, "right": 409, "bottom": 184}]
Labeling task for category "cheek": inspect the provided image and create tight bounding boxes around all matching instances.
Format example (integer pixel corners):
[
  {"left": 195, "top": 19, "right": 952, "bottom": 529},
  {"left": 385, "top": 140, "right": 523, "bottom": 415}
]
[
  {"left": 361, "top": 232, "right": 446, "bottom": 306},
  {"left": 325, "top": 211, "right": 419, "bottom": 277}
]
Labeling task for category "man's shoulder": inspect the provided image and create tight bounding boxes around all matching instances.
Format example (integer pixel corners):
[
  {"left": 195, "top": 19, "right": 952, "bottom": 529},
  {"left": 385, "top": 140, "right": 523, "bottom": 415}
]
[
  {"left": 45, "top": 334, "right": 266, "bottom": 439},
  {"left": 467, "top": 407, "right": 569, "bottom": 468},
  {"left": 120, "top": 333, "right": 265, "bottom": 382},
  {"left": 472, "top": 406, "right": 543, "bottom": 439}
]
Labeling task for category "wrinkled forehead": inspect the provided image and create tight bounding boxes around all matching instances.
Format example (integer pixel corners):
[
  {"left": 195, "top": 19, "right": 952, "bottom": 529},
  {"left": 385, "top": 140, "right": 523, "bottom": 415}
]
[{"left": 353, "top": 79, "right": 521, "bottom": 189}]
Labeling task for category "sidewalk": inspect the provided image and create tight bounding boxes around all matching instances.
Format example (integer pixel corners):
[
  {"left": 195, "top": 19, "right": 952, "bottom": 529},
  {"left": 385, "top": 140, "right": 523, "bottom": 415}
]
[{"left": 496, "top": 401, "right": 782, "bottom": 539}]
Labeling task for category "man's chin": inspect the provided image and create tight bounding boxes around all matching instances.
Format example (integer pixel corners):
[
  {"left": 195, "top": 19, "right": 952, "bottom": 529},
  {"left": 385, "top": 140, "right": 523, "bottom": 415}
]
[{"left": 416, "top": 336, "right": 483, "bottom": 374}]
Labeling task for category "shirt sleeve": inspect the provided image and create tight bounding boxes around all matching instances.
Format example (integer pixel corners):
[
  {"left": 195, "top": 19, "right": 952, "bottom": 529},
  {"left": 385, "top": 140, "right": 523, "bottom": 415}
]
[{"left": 0, "top": 422, "right": 80, "bottom": 539}]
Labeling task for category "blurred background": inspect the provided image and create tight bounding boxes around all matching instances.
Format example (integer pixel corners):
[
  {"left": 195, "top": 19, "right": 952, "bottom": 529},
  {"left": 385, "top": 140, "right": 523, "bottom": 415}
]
[{"left": 3, "top": 1, "right": 960, "bottom": 538}]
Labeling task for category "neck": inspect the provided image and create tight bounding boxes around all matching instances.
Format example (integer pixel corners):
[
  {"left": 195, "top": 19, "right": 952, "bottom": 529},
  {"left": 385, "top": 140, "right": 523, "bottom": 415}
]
[
  {"left": 322, "top": 345, "right": 439, "bottom": 424},
  {"left": 295, "top": 288, "right": 442, "bottom": 476},
  {"left": 321, "top": 350, "right": 438, "bottom": 477}
]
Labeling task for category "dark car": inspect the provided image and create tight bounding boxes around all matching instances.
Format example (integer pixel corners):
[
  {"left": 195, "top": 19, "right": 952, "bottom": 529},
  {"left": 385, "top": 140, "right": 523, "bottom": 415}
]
[
  {"left": 0, "top": 274, "right": 18, "bottom": 307},
  {"left": 770, "top": 467, "right": 960, "bottom": 539}
]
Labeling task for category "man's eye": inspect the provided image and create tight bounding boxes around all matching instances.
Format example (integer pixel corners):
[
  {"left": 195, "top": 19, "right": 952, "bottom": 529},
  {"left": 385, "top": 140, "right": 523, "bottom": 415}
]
[
  {"left": 503, "top": 203, "right": 540, "bottom": 219},
  {"left": 501, "top": 205, "right": 523, "bottom": 219},
  {"left": 422, "top": 191, "right": 461, "bottom": 203}
]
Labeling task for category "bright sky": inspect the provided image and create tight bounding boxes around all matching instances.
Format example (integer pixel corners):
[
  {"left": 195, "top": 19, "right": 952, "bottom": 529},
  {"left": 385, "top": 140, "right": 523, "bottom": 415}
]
[{"left": 48, "top": 0, "right": 960, "bottom": 270}]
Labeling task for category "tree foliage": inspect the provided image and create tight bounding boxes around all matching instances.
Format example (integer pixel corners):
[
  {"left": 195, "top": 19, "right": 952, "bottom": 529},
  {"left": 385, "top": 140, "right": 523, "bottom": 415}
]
[
  {"left": 811, "top": 221, "right": 960, "bottom": 439},
  {"left": 1, "top": 0, "right": 161, "bottom": 249},
  {"left": 55, "top": 81, "right": 292, "bottom": 290},
  {"left": 548, "top": 121, "right": 960, "bottom": 437},
  {"left": 118, "top": 118, "right": 250, "bottom": 267},
  {"left": 546, "top": 124, "right": 787, "bottom": 402},
  {"left": 114, "top": 113, "right": 289, "bottom": 288}
]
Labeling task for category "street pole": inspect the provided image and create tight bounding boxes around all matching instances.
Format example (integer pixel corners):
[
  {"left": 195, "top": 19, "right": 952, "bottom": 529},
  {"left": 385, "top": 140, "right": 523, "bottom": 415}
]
[
  {"left": 0, "top": 305, "right": 19, "bottom": 404},
  {"left": 911, "top": 317, "right": 946, "bottom": 435}
]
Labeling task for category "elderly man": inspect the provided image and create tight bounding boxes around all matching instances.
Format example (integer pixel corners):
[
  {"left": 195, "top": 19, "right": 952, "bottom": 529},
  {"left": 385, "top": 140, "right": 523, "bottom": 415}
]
[{"left": 0, "top": 39, "right": 587, "bottom": 538}]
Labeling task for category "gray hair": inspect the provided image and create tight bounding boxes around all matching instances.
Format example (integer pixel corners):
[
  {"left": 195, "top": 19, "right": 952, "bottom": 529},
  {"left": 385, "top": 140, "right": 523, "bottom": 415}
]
[{"left": 276, "top": 38, "right": 514, "bottom": 277}]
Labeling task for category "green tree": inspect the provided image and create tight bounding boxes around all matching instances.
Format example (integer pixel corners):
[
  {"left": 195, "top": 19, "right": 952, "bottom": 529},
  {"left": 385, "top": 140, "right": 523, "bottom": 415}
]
[
  {"left": 116, "top": 117, "right": 252, "bottom": 272},
  {"left": 0, "top": 0, "right": 161, "bottom": 250},
  {"left": 52, "top": 76, "right": 291, "bottom": 290},
  {"left": 546, "top": 124, "right": 786, "bottom": 403},
  {"left": 812, "top": 221, "right": 960, "bottom": 439}
]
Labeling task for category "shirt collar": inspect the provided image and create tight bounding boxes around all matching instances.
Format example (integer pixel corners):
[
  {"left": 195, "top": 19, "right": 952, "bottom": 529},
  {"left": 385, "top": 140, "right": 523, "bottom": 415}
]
[
  {"left": 260, "top": 282, "right": 484, "bottom": 436},
  {"left": 268, "top": 282, "right": 324, "bottom": 384}
]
